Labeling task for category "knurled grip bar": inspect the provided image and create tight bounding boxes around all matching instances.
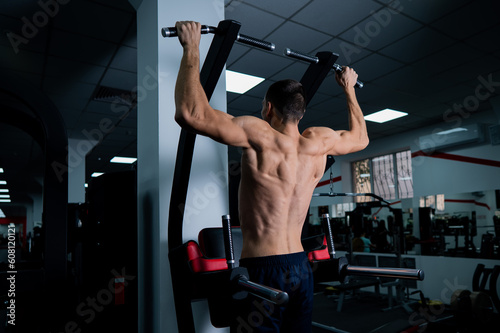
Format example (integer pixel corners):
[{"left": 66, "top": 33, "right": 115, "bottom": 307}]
[
  {"left": 285, "top": 48, "right": 364, "bottom": 88},
  {"left": 346, "top": 265, "right": 424, "bottom": 280},
  {"left": 162, "top": 25, "right": 276, "bottom": 51}
]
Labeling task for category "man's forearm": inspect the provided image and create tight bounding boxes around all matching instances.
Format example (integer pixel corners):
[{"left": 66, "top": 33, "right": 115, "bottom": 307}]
[
  {"left": 174, "top": 46, "right": 205, "bottom": 123},
  {"left": 345, "top": 87, "right": 369, "bottom": 145}
]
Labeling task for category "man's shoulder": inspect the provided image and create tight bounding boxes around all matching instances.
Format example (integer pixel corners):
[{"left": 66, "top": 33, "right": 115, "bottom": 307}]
[{"left": 302, "top": 126, "right": 336, "bottom": 138}]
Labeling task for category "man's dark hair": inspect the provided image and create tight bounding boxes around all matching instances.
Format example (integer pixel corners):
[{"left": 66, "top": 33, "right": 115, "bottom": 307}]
[{"left": 265, "top": 79, "right": 306, "bottom": 122}]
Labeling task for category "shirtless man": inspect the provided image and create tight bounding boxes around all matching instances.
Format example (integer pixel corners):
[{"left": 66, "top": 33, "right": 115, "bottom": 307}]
[{"left": 174, "top": 21, "right": 369, "bottom": 333}]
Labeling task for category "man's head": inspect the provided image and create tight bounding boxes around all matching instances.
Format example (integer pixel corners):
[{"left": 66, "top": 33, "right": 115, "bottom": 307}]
[{"left": 261, "top": 79, "right": 306, "bottom": 124}]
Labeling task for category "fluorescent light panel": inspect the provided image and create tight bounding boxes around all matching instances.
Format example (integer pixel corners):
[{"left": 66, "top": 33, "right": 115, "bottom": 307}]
[
  {"left": 226, "top": 70, "right": 265, "bottom": 94},
  {"left": 0, "top": 208, "right": 5, "bottom": 218},
  {"left": 0, "top": 189, "right": 8, "bottom": 193},
  {"left": 110, "top": 156, "right": 137, "bottom": 164},
  {"left": 0, "top": 180, "right": 6, "bottom": 185},
  {"left": 0, "top": 199, "right": 11, "bottom": 203},
  {"left": 91, "top": 172, "right": 104, "bottom": 177},
  {"left": 0, "top": 168, "right": 3, "bottom": 173},
  {"left": 364, "top": 109, "right": 408, "bottom": 123},
  {"left": 0, "top": 195, "right": 10, "bottom": 198}
]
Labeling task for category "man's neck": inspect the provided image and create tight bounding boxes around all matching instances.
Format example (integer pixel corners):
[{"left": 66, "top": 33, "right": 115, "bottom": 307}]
[{"left": 271, "top": 119, "right": 300, "bottom": 137}]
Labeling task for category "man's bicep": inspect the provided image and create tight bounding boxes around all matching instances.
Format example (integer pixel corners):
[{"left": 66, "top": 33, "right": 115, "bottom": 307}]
[
  {"left": 325, "top": 129, "right": 367, "bottom": 156},
  {"left": 199, "top": 110, "right": 252, "bottom": 148}
]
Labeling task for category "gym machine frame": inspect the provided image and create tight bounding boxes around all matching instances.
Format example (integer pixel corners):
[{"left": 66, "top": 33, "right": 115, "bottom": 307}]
[{"left": 164, "top": 20, "right": 281, "bottom": 331}]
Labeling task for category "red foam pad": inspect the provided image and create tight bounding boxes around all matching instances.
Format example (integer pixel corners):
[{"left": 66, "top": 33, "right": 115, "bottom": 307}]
[{"left": 185, "top": 241, "right": 228, "bottom": 273}]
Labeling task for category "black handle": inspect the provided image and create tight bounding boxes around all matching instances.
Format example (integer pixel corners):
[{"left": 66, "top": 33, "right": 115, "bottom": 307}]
[
  {"left": 161, "top": 24, "right": 275, "bottom": 52},
  {"left": 161, "top": 25, "right": 216, "bottom": 38},
  {"left": 284, "top": 48, "right": 364, "bottom": 88},
  {"left": 321, "top": 214, "right": 336, "bottom": 259},
  {"left": 221, "top": 215, "right": 235, "bottom": 269},
  {"left": 346, "top": 265, "right": 425, "bottom": 281},
  {"left": 237, "top": 275, "right": 289, "bottom": 304}
]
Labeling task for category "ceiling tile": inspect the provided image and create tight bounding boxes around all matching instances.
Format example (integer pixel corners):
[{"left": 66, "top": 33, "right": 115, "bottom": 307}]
[
  {"left": 378, "top": 27, "right": 455, "bottom": 64},
  {"left": 339, "top": 12, "right": 422, "bottom": 51},
  {"left": 464, "top": 24, "right": 500, "bottom": 52},
  {"left": 311, "top": 38, "right": 372, "bottom": 65},
  {"left": 43, "top": 77, "right": 95, "bottom": 97},
  {"left": 433, "top": 55, "right": 500, "bottom": 89},
  {"left": 100, "top": 68, "right": 137, "bottom": 91},
  {"left": 85, "top": 100, "right": 119, "bottom": 115},
  {"left": 110, "top": 45, "right": 137, "bottom": 72},
  {"left": 237, "top": 0, "right": 310, "bottom": 18},
  {"left": 411, "top": 42, "right": 485, "bottom": 78},
  {"left": 44, "top": 56, "right": 106, "bottom": 84},
  {"left": 292, "top": 0, "right": 382, "bottom": 36},
  {"left": 268, "top": 62, "right": 310, "bottom": 82},
  {"left": 0, "top": 14, "right": 50, "bottom": 54},
  {"left": 396, "top": 0, "right": 472, "bottom": 24},
  {"left": 227, "top": 95, "right": 262, "bottom": 114},
  {"left": 351, "top": 53, "right": 404, "bottom": 81},
  {"left": 88, "top": 0, "right": 135, "bottom": 12},
  {"left": 2, "top": 68, "right": 42, "bottom": 88},
  {"left": 52, "top": 1, "right": 134, "bottom": 43},
  {"left": 48, "top": 29, "right": 116, "bottom": 66},
  {"left": 265, "top": 20, "right": 332, "bottom": 54},
  {"left": 229, "top": 50, "right": 289, "bottom": 79},
  {"left": 47, "top": 92, "right": 89, "bottom": 112},
  {"left": 430, "top": 1, "right": 499, "bottom": 40},
  {"left": 0, "top": 45, "right": 45, "bottom": 74},
  {"left": 224, "top": 2, "right": 285, "bottom": 38}
]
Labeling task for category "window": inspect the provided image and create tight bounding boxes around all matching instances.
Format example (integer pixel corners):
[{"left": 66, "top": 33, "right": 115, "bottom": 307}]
[
  {"left": 420, "top": 194, "right": 445, "bottom": 211},
  {"left": 353, "top": 150, "right": 413, "bottom": 201}
]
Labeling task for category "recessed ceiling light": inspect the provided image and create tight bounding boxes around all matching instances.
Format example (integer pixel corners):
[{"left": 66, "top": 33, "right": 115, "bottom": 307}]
[
  {"left": 0, "top": 199, "right": 11, "bottom": 203},
  {"left": 0, "top": 195, "right": 10, "bottom": 198},
  {"left": 110, "top": 156, "right": 137, "bottom": 164},
  {"left": 0, "top": 168, "right": 3, "bottom": 173},
  {"left": 0, "top": 189, "right": 8, "bottom": 193},
  {"left": 226, "top": 70, "right": 265, "bottom": 94},
  {"left": 364, "top": 109, "right": 408, "bottom": 123},
  {"left": 91, "top": 172, "right": 104, "bottom": 177},
  {"left": 0, "top": 181, "right": 6, "bottom": 185},
  {"left": 0, "top": 208, "right": 5, "bottom": 218}
]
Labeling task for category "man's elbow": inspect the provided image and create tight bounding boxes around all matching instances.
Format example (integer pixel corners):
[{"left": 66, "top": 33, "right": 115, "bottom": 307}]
[
  {"left": 174, "top": 108, "right": 190, "bottom": 128},
  {"left": 360, "top": 135, "right": 369, "bottom": 150}
]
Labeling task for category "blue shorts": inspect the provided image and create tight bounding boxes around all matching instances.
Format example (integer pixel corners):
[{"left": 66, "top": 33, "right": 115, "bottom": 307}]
[{"left": 231, "top": 252, "right": 314, "bottom": 333}]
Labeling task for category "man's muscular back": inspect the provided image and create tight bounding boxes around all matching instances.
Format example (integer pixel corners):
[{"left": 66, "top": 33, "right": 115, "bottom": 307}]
[{"left": 238, "top": 128, "right": 328, "bottom": 258}]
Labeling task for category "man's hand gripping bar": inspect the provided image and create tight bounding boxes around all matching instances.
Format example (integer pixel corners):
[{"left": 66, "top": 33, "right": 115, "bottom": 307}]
[{"left": 161, "top": 25, "right": 276, "bottom": 52}]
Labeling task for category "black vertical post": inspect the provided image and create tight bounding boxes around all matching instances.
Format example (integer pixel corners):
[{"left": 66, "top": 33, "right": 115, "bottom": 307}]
[
  {"left": 167, "top": 20, "right": 242, "bottom": 333},
  {"left": 299, "top": 51, "right": 339, "bottom": 105}
]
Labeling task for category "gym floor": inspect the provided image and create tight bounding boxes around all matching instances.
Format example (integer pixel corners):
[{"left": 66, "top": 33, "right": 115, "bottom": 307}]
[{"left": 310, "top": 290, "right": 465, "bottom": 333}]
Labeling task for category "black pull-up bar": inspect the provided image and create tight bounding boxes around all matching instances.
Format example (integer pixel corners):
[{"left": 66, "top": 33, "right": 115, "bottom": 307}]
[
  {"left": 285, "top": 48, "right": 364, "bottom": 88},
  {"left": 162, "top": 25, "right": 276, "bottom": 52}
]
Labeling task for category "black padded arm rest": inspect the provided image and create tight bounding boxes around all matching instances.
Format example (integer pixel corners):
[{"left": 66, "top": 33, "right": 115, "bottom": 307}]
[
  {"left": 301, "top": 233, "right": 326, "bottom": 252},
  {"left": 199, "top": 227, "right": 243, "bottom": 263}
]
